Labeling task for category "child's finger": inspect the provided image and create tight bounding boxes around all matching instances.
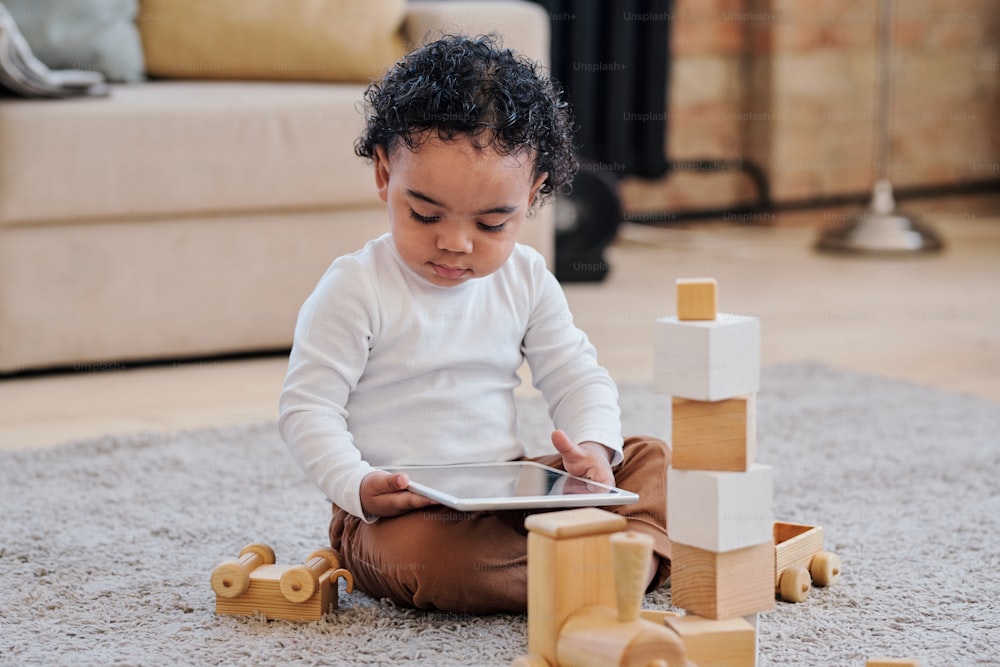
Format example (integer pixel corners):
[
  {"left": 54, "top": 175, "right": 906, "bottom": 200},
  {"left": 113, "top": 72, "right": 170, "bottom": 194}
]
[
  {"left": 360, "top": 471, "right": 437, "bottom": 517},
  {"left": 366, "top": 471, "right": 402, "bottom": 495},
  {"left": 404, "top": 492, "right": 438, "bottom": 509},
  {"left": 380, "top": 474, "right": 437, "bottom": 510},
  {"left": 382, "top": 489, "right": 437, "bottom": 516},
  {"left": 387, "top": 472, "right": 410, "bottom": 493},
  {"left": 550, "top": 429, "right": 580, "bottom": 458}
]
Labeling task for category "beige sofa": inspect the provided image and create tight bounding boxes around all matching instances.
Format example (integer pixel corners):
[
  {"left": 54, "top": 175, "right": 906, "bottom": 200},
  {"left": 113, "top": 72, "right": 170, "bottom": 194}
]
[{"left": 0, "top": 0, "right": 553, "bottom": 374}]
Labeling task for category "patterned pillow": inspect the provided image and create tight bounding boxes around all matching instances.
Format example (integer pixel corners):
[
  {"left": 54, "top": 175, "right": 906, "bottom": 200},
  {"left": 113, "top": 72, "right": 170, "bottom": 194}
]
[{"left": 3, "top": 0, "right": 145, "bottom": 83}]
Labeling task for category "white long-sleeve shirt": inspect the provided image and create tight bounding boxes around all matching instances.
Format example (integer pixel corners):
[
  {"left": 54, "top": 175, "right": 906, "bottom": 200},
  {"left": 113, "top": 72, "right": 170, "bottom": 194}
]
[{"left": 278, "top": 233, "right": 622, "bottom": 519}]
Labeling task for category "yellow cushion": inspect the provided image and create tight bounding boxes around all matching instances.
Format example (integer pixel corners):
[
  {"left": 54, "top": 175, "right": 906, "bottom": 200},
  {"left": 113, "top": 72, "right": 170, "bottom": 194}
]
[{"left": 137, "top": 0, "right": 407, "bottom": 82}]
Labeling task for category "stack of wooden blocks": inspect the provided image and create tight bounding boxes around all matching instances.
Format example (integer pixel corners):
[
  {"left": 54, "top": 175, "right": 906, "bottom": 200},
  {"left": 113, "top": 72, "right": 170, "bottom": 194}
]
[{"left": 654, "top": 278, "right": 773, "bottom": 666}]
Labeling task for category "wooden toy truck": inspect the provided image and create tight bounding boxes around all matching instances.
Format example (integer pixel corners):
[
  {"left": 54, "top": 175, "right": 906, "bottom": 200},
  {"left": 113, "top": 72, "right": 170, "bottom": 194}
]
[
  {"left": 773, "top": 522, "right": 841, "bottom": 603},
  {"left": 211, "top": 543, "right": 354, "bottom": 621}
]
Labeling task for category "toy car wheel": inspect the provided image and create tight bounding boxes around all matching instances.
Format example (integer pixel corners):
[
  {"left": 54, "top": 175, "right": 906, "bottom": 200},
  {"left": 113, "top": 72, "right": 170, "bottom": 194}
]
[
  {"left": 307, "top": 547, "right": 342, "bottom": 571},
  {"left": 779, "top": 566, "right": 811, "bottom": 602},
  {"left": 241, "top": 543, "right": 276, "bottom": 565},
  {"left": 212, "top": 543, "right": 276, "bottom": 598},
  {"left": 810, "top": 551, "right": 841, "bottom": 587},
  {"left": 510, "top": 654, "right": 550, "bottom": 667}
]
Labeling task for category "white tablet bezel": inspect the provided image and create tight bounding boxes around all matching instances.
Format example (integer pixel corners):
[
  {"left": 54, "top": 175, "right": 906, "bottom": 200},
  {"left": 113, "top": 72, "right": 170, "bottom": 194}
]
[{"left": 382, "top": 460, "right": 639, "bottom": 511}]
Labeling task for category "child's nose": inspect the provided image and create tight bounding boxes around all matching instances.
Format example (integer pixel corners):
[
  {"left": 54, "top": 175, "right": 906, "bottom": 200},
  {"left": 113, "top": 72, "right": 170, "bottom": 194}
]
[{"left": 437, "top": 224, "right": 473, "bottom": 253}]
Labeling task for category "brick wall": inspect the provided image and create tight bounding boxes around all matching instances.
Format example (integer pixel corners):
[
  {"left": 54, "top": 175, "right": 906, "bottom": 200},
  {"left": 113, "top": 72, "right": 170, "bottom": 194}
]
[{"left": 620, "top": 0, "right": 1000, "bottom": 217}]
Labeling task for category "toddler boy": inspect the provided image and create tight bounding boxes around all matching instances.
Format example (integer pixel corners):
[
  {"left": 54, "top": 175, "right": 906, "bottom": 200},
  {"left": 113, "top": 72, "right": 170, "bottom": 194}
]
[{"left": 279, "top": 34, "right": 671, "bottom": 614}]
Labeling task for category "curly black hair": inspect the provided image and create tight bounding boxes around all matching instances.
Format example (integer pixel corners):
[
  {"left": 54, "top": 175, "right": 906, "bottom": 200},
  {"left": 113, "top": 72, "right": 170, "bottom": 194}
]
[{"left": 355, "top": 34, "right": 578, "bottom": 206}]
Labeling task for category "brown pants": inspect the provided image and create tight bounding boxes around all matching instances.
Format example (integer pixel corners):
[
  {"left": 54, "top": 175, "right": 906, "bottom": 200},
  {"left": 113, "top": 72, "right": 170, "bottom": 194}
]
[{"left": 329, "top": 436, "right": 671, "bottom": 615}]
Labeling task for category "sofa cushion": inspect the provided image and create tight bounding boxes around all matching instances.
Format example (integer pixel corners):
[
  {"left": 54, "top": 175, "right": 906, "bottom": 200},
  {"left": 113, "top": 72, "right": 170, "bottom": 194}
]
[
  {"left": 0, "top": 81, "right": 382, "bottom": 226},
  {"left": 3, "top": 0, "right": 145, "bottom": 83},
  {"left": 138, "top": 0, "right": 407, "bottom": 83}
]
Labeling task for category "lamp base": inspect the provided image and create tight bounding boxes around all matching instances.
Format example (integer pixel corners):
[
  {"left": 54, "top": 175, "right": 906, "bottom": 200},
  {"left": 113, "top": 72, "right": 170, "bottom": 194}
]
[{"left": 816, "top": 180, "right": 944, "bottom": 254}]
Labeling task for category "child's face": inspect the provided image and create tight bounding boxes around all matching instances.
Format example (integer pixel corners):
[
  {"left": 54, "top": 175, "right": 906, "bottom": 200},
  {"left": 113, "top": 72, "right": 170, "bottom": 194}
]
[{"left": 373, "top": 134, "right": 547, "bottom": 288}]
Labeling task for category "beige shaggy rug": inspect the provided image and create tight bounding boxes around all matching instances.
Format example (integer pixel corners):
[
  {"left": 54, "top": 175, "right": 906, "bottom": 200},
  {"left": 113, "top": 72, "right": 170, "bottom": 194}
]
[{"left": 1, "top": 363, "right": 998, "bottom": 666}]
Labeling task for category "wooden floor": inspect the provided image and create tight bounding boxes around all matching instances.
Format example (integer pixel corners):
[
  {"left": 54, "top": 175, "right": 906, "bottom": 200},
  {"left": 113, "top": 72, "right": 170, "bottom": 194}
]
[{"left": 2, "top": 194, "right": 998, "bottom": 450}]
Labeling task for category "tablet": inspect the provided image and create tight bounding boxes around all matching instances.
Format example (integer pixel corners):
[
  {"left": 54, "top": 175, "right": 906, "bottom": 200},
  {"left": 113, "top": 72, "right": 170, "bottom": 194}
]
[{"left": 382, "top": 461, "right": 639, "bottom": 511}]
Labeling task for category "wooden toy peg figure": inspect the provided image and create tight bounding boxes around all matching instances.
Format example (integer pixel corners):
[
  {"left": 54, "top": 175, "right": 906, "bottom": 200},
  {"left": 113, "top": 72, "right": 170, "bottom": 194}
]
[{"left": 279, "top": 34, "right": 672, "bottom": 615}]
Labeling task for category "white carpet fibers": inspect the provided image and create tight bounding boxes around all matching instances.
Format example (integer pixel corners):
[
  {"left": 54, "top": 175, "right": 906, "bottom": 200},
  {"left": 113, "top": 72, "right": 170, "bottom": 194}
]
[{"left": 1, "top": 363, "right": 998, "bottom": 666}]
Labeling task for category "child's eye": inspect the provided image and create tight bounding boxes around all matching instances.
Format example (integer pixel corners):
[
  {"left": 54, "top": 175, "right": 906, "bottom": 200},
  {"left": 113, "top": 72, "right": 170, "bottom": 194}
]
[
  {"left": 478, "top": 222, "right": 507, "bottom": 233},
  {"left": 409, "top": 209, "right": 440, "bottom": 224}
]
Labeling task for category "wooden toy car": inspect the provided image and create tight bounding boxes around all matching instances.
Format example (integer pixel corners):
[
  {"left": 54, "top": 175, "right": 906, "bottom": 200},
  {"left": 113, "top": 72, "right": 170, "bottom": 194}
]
[
  {"left": 211, "top": 543, "right": 354, "bottom": 621},
  {"left": 773, "top": 522, "right": 841, "bottom": 602}
]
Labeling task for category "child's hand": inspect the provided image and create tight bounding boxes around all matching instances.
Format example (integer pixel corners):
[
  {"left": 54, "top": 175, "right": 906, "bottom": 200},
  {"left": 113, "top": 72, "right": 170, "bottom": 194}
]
[
  {"left": 360, "top": 471, "right": 438, "bottom": 518},
  {"left": 550, "top": 430, "right": 616, "bottom": 487}
]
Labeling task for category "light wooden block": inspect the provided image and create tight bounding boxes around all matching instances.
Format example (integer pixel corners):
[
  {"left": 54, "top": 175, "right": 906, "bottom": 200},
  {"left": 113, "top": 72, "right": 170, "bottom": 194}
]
[
  {"left": 677, "top": 277, "right": 718, "bottom": 320},
  {"left": 664, "top": 614, "right": 756, "bottom": 667},
  {"left": 867, "top": 660, "right": 920, "bottom": 667},
  {"left": 214, "top": 564, "right": 338, "bottom": 621},
  {"left": 671, "top": 541, "right": 776, "bottom": 619},
  {"left": 744, "top": 613, "right": 760, "bottom": 666},
  {"left": 653, "top": 314, "right": 760, "bottom": 401},
  {"left": 525, "top": 508, "right": 626, "bottom": 664},
  {"left": 672, "top": 395, "right": 756, "bottom": 471},
  {"left": 667, "top": 464, "right": 773, "bottom": 552}
]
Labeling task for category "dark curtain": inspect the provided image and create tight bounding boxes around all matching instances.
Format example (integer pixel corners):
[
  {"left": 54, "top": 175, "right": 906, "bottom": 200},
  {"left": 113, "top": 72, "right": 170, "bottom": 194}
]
[{"left": 531, "top": 0, "right": 673, "bottom": 178}]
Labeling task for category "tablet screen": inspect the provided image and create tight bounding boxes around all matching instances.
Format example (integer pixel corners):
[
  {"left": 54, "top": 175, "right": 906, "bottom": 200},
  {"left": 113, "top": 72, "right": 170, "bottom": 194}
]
[{"left": 383, "top": 461, "right": 639, "bottom": 511}]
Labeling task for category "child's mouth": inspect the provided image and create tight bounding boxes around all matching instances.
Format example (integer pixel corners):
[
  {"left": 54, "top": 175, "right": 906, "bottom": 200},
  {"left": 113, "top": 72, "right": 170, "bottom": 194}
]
[{"left": 430, "top": 263, "right": 470, "bottom": 280}]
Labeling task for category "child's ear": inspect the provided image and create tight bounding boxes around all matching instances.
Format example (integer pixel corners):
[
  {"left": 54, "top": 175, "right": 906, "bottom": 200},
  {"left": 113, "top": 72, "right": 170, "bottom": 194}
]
[
  {"left": 373, "top": 145, "right": 391, "bottom": 203},
  {"left": 528, "top": 171, "right": 549, "bottom": 206}
]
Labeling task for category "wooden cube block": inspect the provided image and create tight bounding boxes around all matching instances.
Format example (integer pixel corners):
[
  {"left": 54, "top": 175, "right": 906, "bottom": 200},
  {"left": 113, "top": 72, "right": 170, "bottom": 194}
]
[
  {"left": 672, "top": 395, "right": 756, "bottom": 471},
  {"left": 664, "top": 614, "right": 756, "bottom": 667},
  {"left": 866, "top": 660, "right": 920, "bottom": 667},
  {"left": 653, "top": 314, "right": 760, "bottom": 401},
  {"left": 671, "top": 541, "right": 776, "bottom": 619},
  {"left": 667, "top": 464, "right": 773, "bottom": 552},
  {"left": 677, "top": 277, "right": 718, "bottom": 320}
]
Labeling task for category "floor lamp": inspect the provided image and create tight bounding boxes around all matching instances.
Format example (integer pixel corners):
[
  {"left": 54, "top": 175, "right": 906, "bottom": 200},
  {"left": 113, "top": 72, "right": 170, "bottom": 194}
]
[{"left": 816, "top": 0, "right": 944, "bottom": 253}]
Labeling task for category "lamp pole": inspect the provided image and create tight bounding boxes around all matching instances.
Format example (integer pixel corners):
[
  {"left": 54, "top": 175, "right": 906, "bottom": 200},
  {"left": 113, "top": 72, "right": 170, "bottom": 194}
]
[{"left": 816, "top": 0, "right": 944, "bottom": 253}]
